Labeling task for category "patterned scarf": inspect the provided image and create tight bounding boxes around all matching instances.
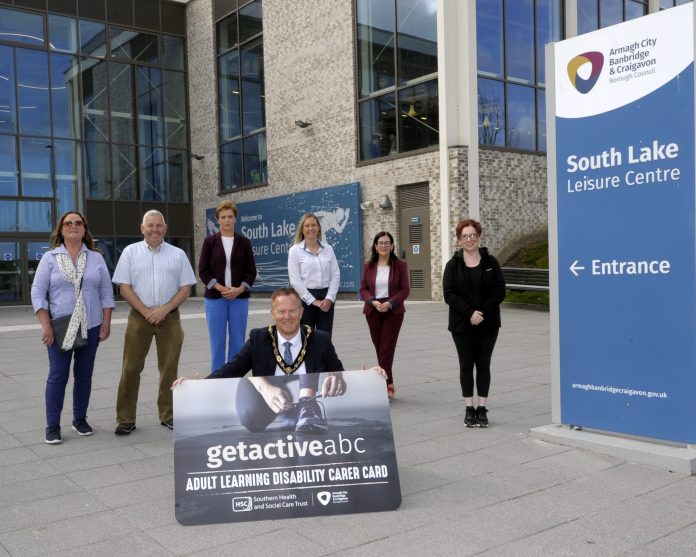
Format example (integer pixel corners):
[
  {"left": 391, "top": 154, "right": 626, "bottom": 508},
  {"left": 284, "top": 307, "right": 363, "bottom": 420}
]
[{"left": 56, "top": 250, "right": 88, "bottom": 351}]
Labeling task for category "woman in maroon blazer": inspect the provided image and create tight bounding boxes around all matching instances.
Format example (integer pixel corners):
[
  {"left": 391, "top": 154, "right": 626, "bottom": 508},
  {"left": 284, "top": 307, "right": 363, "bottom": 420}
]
[
  {"left": 359, "top": 231, "right": 410, "bottom": 400},
  {"left": 198, "top": 201, "right": 257, "bottom": 371}
]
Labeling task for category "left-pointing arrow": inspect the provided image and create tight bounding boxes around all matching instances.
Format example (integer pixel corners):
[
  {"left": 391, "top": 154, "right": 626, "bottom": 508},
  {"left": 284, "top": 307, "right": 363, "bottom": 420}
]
[{"left": 569, "top": 260, "right": 585, "bottom": 277}]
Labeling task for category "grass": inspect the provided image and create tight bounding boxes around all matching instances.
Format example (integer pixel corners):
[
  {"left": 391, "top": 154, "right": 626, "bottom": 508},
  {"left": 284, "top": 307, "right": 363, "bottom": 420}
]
[
  {"left": 505, "top": 241, "right": 549, "bottom": 268},
  {"left": 502, "top": 239, "right": 549, "bottom": 306},
  {"left": 505, "top": 289, "right": 549, "bottom": 306}
]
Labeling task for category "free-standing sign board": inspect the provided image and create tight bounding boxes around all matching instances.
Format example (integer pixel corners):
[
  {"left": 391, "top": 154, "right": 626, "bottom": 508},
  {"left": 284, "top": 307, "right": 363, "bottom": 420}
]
[
  {"left": 548, "top": 4, "right": 696, "bottom": 443},
  {"left": 173, "top": 370, "right": 401, "bottom": 525}
]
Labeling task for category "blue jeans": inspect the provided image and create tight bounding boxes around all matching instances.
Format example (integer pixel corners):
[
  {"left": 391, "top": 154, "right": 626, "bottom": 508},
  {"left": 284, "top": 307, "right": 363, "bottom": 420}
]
[
  {"left": 205, "top": 297, "right": 250, "bottom": 371},
  {"left": 45, "top": 325, "right": 101, "bottom": 426}
]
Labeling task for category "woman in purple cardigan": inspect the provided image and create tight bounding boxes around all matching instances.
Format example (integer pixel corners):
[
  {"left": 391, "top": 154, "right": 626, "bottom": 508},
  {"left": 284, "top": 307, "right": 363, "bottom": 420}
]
[
  {"left": 359, "top": 231, "right": 410, "bottom": 400},
  {"left": 198, "top": 201, "right": 257, "bottom": 371},
  {"left": 32, "top": 211, "right": 114, "bottom": 444}
]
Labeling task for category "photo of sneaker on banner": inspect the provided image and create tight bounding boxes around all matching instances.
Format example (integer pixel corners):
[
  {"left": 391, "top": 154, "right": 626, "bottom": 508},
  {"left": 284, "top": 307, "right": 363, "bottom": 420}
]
[
  {"left": 294, "top": 395, "right": 327, "bottom": 433},
  {"left": 237, "top": 375, "right": 337, "bottom": 433},
  {"left": 172, "top": 287, "right": 386, "bottom": 432},
  {"left": 279, "top": 394, "right": 328, "bottom": 434}
]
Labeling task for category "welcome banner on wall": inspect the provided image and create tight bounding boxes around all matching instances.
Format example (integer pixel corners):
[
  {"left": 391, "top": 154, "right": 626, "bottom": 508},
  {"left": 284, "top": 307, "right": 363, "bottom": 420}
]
[
  {"left": 550, "top": 4, "right": 696, "bottom": 443},
  {"left": 206, "top": 182, "right": 361, "bottom": 292}
]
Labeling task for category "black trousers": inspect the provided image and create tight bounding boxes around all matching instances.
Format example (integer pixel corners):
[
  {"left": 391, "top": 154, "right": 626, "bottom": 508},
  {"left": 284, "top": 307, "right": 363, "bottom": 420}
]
[
  {"left": 451, "top": 328, "right": 499, "bottom": 398},
  {"left": 301, "top": 287, "right": 335, "bottom": 337},
  {"left": 235, "top": 374, "right": 319, "bottom": 432}
]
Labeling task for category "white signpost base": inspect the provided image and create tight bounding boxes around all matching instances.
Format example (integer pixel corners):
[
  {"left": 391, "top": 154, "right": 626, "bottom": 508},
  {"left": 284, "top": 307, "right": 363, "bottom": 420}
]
[{"left": 530, "top": 425, "right": 696, "bottom": 475}]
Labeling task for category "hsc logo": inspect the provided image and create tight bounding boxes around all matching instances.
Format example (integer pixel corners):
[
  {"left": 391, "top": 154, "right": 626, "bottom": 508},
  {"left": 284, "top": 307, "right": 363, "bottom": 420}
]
[
  {"left": 567, "top": 51, "right": 604, "bottom": 94},
  {"left": 232, "top": 497, "right": 253, "bottom": 512}
]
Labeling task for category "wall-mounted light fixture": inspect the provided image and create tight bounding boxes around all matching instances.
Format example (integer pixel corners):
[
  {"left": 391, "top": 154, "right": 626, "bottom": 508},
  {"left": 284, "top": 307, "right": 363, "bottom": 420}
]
[
  {"left": 378, "top": 195, "right": 393, "bottom": 210},
  {"left": 294, "top": 120, "right": 312, "bottom": 128},
  {"left": 191, "top": 153, "right": 205, "bottom": 161}
]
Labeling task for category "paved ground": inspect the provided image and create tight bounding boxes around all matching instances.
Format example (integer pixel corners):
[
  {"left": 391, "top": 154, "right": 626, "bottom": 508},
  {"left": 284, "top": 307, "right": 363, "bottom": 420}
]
[{"left": 0, "top": 298, "right": 695, "bottom": 556}]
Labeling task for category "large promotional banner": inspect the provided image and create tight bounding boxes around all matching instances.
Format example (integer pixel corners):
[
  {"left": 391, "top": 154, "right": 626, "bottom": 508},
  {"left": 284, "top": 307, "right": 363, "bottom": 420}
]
[
  {"left": 173, "top": 370, "right": 401, "bottom": 525},
  {"left": 552, "top": 4, "right": 696, "bottom": 443},
  {"left": 206, "top": 182, "right": 361, "bottom": 292}
]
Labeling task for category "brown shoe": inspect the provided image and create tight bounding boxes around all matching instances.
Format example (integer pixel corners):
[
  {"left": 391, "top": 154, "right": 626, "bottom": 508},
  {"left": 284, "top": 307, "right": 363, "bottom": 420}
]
[{"left": 114, "top": 423, "right": 136, "bottom": 435}]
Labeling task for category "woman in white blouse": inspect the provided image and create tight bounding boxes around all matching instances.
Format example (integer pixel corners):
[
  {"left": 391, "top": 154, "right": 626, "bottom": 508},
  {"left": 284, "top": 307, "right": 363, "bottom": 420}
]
[{"left": 287, "top": 213, "right": 340, "bottom": 337}]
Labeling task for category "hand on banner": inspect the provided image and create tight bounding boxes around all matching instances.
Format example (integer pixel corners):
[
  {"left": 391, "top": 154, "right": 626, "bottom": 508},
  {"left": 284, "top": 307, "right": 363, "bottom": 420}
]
[
  {"left": 321, "top": 372, "right": 346, "bottom": 397},
  {"left": 249, "top": 377, "right": 292, "bottom": 413},
  {"left": 171, "top": 372, "right": 201, "bottom": 389},
  {"left": 362, "top": 363, "right": 388, "bottom": 380}
]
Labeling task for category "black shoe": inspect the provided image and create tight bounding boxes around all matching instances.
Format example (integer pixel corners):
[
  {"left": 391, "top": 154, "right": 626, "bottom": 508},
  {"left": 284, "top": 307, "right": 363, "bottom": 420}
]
[
  {"left": 45, "top": 425, "right": 62, "bottom": 444},
  {"left": 295, "top": 397, "right": 328, "bottom": 433},
  {"left": 475, "top": 406, "right": 488, "bottom": 428},
  {"left": 276, "top": 405, "right": 300, "bottom": 431},
  {"left": 114, "top": 423, "right": 136, "bottom": 435},
  {"left": 464, "top": 406, "right": 477, "bottom": 428},
  {"left": 72, "top": 419, "right": 93, "bottom": 436},
  {"left": 160, "top": 420, "right": 174, "bottom": 430}
]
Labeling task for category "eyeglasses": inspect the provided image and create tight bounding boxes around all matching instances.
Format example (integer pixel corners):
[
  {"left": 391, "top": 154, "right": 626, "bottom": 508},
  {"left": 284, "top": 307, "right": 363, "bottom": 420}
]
[
  {"left": 63, "top": 220, "right": 84, "bottom": 227},
  {"left": 376, "top": 241, "right": 392, "bottom": 246},
  {"left": 460, "top": 233, "right": 479, "bottom": 241}
]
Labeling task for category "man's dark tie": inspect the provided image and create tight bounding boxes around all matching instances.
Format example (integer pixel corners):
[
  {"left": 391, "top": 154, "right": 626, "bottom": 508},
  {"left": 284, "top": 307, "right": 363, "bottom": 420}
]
[{"left": 283, "top": 341, "right": 293, "bottom": 364}]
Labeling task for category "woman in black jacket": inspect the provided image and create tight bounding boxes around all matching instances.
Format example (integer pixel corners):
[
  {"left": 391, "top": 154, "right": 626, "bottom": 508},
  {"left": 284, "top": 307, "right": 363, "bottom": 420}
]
[{"left": 443, "top": 219, "right": 505, "bottom": 428}]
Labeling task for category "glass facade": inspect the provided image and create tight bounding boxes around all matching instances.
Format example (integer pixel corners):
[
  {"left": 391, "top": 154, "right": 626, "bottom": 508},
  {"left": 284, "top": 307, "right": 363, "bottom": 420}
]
[
  {"left": 216, "top": 0, "right": 267, "bottom": 191},
  {"left": 659, "top": 0, "right": 692, "bottom": 8},
  {"left": 356, "top": 0, "right": 439, "bottom": 162},
  {"left": 474, "top": 0, "right": 676, "bottom": 153},
  {"left": 0, "top": 1, "right": 192, "bottom": 304},
  {"left": 577, "top": 0, "right": 648, "bottom": 33},
  {"left": 477, "top": 0, "right": 563, "bottom": 152}
]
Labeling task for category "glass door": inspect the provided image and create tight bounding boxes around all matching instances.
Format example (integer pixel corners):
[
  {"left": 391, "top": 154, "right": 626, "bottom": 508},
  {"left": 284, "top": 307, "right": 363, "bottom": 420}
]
[
  {"left": 0, "top": 237, "right": 51, "bottom": 305},
  {"left": 26, "top": 240, "right": 49, "bottom": 293},
  {"left": 0, "top": 241, "right": 21, "bottom": 303}
]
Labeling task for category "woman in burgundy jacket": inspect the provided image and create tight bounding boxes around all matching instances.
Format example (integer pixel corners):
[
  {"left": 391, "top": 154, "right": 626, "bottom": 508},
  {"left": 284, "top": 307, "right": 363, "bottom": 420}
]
[
  {"left": 198, "top": 201, "right": 257, "bottom": 371},
  {"left": 359, "top": 231, "right": 410, "bottom": 400}
]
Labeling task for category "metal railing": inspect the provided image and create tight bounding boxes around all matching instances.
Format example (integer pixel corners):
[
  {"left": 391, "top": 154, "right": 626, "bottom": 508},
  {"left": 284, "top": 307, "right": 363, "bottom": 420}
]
[{"left": 502, "top": 267, "right": 549, "bottom": 292}]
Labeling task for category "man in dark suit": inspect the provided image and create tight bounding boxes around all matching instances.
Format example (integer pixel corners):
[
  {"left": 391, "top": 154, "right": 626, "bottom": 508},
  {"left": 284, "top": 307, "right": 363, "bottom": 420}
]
[{"left": 173, "top": 287, "right": 346, "bottom": 433}]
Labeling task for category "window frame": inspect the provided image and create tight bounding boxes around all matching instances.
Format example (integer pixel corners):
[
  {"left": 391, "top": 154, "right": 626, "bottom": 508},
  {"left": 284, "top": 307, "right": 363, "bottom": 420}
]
[
  {"left": 0, "top": 2, "right": 192, "bottom": 236},
  {"left": 215, "top": 0, "right": 267, "bottom": 193},
  {"left": 476, "top": 0, "right": 564, "bottom": 154},
  {"left": 354, "top": 0, "right": 440, "bottom": 164},
  {"left": 578, "top": 0, "right": 649, "bottom": 32}
]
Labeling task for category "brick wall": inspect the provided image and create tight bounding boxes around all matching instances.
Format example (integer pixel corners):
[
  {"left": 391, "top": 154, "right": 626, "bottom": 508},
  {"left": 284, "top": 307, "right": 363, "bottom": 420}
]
[
  {"left": 478, "top": 149, "right": 549, "bottom": 263},
  {"left": 186, "top": 1, "right": 549, "bottom": 300}
]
